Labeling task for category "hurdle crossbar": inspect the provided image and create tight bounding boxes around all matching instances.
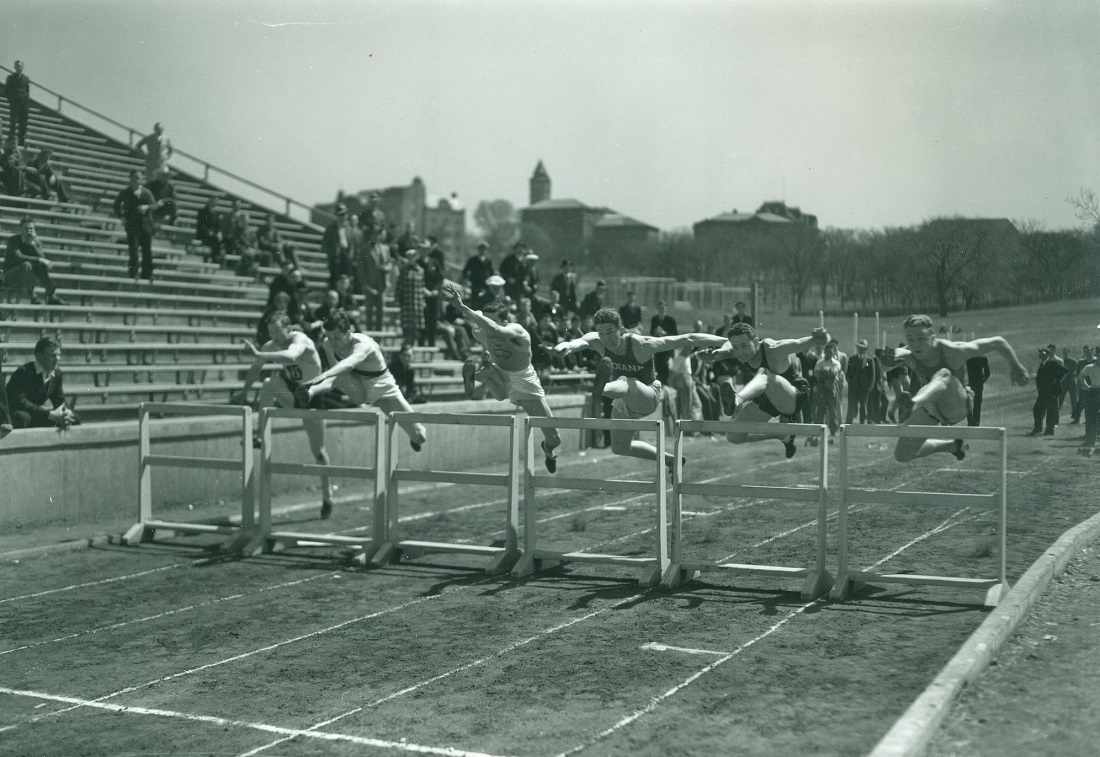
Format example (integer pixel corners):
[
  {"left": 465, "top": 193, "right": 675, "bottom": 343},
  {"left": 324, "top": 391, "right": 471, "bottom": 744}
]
[
  {"left": 370, "top": 412, "right": 523, "bottom": 574},
  {"left": 121, "top": 403, "right": 256, "bottom": 552},
  {"left": 830, "top": 424, "right": 1010, "bottom": 607},
  {"left": 662, "top": 420, "right": 832, "bottom": 599},
  {"left": 252, "top": 407, "right": 386, "bottom": 560},
  {"left": 512, "top": 416, "right": 669, "bottom": 587}
]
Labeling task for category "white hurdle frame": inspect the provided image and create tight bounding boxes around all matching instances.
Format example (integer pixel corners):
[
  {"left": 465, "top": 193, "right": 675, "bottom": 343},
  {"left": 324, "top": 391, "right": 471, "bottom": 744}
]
[
  {"left": 830, "top": 424, "right": 1011, "bottom": 607},
  {"left": 252, "top": 407, "right": 387, "bottom": 561},
  {"left": 663, "top": 420, "right": 833, "bottom": 599},
  {"left": 369, "top": 412, "right": 524, "bottom": 575},
  {"left": 512, "top": 416, "right": 668, "bottom": 587},
  {"left": 121, "top": 403, "right": 256, "bottom": 552}
]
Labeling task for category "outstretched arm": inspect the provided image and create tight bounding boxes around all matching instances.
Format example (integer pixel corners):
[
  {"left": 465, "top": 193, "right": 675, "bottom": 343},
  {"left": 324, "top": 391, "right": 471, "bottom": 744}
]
[
  {"left": 639, "top": 332, "right": 729, "bottom": 356},
  {"left": 951, "top": 338, "right": 1030, "bottom": 386},
  {"left": 554, "top": 331, "right": 602, "bottom": 356},
  {"left": 302, "top": 340, "right": 370, "bottom": 385},
  {"left": 762, "top": 328, "right": 830, "bottom": 361},
  {"left": 442, "top": 282, "right": 514, "bottom": 341}
]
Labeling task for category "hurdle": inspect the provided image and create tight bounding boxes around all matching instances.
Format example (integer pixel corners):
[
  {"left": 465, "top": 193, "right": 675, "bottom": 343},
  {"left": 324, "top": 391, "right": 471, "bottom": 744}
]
[
  {"left": 830, "top": 424, "right": 1011, "bottom": 607},
  {"left": 121, "top": 403, "right": 256, "bottom": 552},
  {"left": 252, "top": 407, "right": 386, "bottom": 560},
  {"left": 662, "top": 420, "right": 833, "bottom": 599},
  {"left": 512, "top": 416, "right": 668, "bottom": 587},
  {"left": 368, "top": 412, "right": 524, "bottom": 574}
]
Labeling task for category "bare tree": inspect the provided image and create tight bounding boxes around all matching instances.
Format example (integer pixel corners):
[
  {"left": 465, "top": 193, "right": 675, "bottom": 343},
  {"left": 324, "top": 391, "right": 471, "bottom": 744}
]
[{"left": 473, "top": 199, "right": 519, "bottom": 258}]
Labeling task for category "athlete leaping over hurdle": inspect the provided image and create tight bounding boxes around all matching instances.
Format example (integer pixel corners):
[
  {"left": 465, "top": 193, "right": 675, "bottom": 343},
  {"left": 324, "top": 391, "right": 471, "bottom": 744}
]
[
  {"left": 883, "top": 314, "right": 1029, "bottom": 462},
  {"left": 233, "top": 312, "right": 338, "bottom": 520},
  {"left": 698, "top": 323, "right": 830, "bottom": 459},
  {"left": 295, "top": 310, "right": 428, "bottom": 455},
  {"left": 553, "top": 307, "right": 728, "bottom": 471},
  {"left": 442, "top": 281, "right": 561, "bottom": 473}
]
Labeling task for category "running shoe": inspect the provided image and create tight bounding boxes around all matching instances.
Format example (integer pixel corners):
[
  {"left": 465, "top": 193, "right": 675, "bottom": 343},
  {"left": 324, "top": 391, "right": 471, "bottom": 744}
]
[
  {"left": 952, "top": 439, "right": 968, "bottom": 461},
  {"left": 320, "top": 499, "right": 333, "bottom": 520},
  {"left": 782, "top": 435, "right": 798, "bottom": 459},
  {"left": 719, "top": 382, "right": 738, "bottom": 417},
  {"left": 541, "top": 441, "right": 558, "bottom": 474}
]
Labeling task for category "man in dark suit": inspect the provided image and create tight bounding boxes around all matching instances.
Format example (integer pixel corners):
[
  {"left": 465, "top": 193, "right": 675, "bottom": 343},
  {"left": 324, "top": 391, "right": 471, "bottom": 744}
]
[
  {"left": 650, "top": 299, "right": 679, "bottom": 383},
  {"left": 845, "top": 338, "right": 876, "bottom": 424},
  {"left": 1059, "top": 347, "right": 1080, "bottom": 422},
  {"left": 112, "top": 170, "right": 156, "bottom": 282},
  {"left": 5, "top": 215, "right": 64, "bottom": 305},
  {"left": 5, "top": 336, "right": 79, "bottom": 430},
  {"left": 966, "top": 353, "right": 991, "bottom": 426},
  {"left": 5, "top": 60, "right": 31, "bottom": 147},
  {"left": 550, "top": 259, "right": 578, "bottom": 314},
  {"left": 1029, "top": 344, "right": 1067, "bottom": 436},
  {"left": 194, "top": 194, "right": 224, "bottom": 264}
]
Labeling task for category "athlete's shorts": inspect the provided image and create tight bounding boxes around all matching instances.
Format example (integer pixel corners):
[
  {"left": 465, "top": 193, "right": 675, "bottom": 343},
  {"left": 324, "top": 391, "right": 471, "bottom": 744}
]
[
  {"left": 332, "top": 369, "right": 407, "bottom": 406},
  {"left": 754, "top": 376, "right": 811, "bottom": 420},
  {"left": 611, "top": 380, "right": 663, "bottom": 420},
  {"left": 922, "top": 379, "right": 973, "bottom": 426},
  {"left": 278, "top": 374, "right": 355, "bottom": 410},
  {"left": 479, "top": 363, "right": 546, "bottom": 405}
]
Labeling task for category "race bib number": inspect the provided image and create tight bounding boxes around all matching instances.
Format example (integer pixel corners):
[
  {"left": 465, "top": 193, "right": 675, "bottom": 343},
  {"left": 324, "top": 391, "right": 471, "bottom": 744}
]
[{"left": 285, "top": 364, "right": 303, "bottom": 382}]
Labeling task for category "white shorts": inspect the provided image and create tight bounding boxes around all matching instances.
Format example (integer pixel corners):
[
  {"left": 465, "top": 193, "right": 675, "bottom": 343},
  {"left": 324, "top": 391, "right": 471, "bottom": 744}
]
[
  {"left": 611, "top": 381, "right": 663, "bottom": 420},
  {"left": 334, "top": 369, "right": 407, "bottom": 406},
  {"left": 480, "top": 363, "right": 546, "bottom": 404}
]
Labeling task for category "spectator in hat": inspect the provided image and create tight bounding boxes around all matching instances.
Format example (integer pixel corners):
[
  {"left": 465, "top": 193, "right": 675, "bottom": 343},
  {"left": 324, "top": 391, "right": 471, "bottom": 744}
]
[
  {"left": 322, "top": 203, "right": 353, "bottom": 288},
  {"left": 499, "top": 241, "right": 527, "bottom": 305},
  {"left": 1029, "top": 344, "right": 1067, "bottom": 436},
  {"left": 463, "top": 241, "right": 494, "bottom": 303},
  {"left": 550, "top": 259, "right": 578, "bottom": 314},
  {"left": 474, "top": 274, "right": 508, "bottom": 311},
  {"left": 5, "top": 60, "right": 31, "bottom": 147},
  {"left": 396, "top": 248, "right": 428, "bottom": 347},
  {"left": 135, "top": 122, "right": 173, "bottom": 182},
  {"left": 845, "top": 338, "right": 876, "bottom": 424},
  {"left": 358, "top": 192, "right": 386, "bottom": 245},
  {"left": 578, "top": 280, "right": 607, "bottom": 318}
]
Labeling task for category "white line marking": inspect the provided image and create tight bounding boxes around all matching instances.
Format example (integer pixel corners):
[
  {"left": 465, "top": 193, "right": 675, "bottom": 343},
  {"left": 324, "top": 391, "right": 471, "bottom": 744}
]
[
  {"left": 0, "top": 687, "right": 512, "bottom": 757},
  {"left": 0, "top": 561, "right": 202, "bottom": 604},
  {"left": 640, "top": 642, "right": 731, "bottom": 656}
]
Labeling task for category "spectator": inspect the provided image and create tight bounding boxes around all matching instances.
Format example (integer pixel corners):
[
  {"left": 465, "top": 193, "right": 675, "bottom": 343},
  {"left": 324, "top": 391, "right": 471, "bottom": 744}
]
[
  {"left": 1079, "top": 350, "right": 1100, "bottom": 456},
  {"left": 650, "top": 299, "right": 678, "bottom": 383},
  {"left": 439, "top": 293, "right": 472, "bottom": 361},
  {"left": 135, "top": 122, "right": 173, "bottom": 182},
  {"left": 474, "top": 274, "right": 508, "bottom": 311},
  {"left": 869, "top": 348, "right": 889, "bottom": 423},
  {"left": 1060, "top": 347, "right": 1080, "bottom": 422},
  {"left": 418, "top": 242, "right": 444, "bottom": 349},
  {"left": 668, "top": 345, "right": 701, "bottom": 425},
  {"left": 396, "top": 221, "right": 419, "bottom": 256},
  {"left": 811, "top": 341, "right": 843, "bottom": 443},
  {"left": 1029, "top": 344, "right": 1067, "bottom": 436},
  {"left": 618, "top": 291, "right": 642, "bottom": 331},
  {"left": 798, "top": 345, "right": 820, "bottom": 424},
  {"left": 714, "top": 313, "right": 732, "bottom": 337},
  {"left": 730, "top": 301, "right": 754, "bottom": 327},
  {"left": 0, "top": 136, "right": 27, "bottom": 196},
  {"left": 358, "top": 192, "right": 386, "bottom": 245},
  {"left": 112, "top": 170, "right": 156, "bottom": 283},
  {"left": 396, "top": 248, "right": 427, "bottom": 347},
  {"left": 256, "top": 213, "right": 283, "bottom": 266},
  {"left": 194, "top": 194, "right": 224, "bottom": 265},
  {"left": 266, "top": 260, "right": 307, "bottom": 322},
  {"left": 523, "top": 249, "right": 541, "bottom": 301},
  {"left": 1071, "top": 346, "right": 1095, "bottom": 425},
  {"left": 274, "top": 241, "right": 300, "bottom": 271},
  {"left": 222, "top": 198, "right": 251, "bottom": 264},
  {"left": 427, "top": 235, "right": 446, "bottom": 270},
  {"left": 845, "top": 338, "right": 875, "bottom": 424},
  {"left": 886, "top": 344, "right": 912, "bottom": 423},
  {"left": 5, "top": 336, "right": 79, "bottom": 430},
  {"left": 322, "top": 203, "right": 353, "bottom": 288},
  {"left": 463, "top": 241, "right": 494, "bottom": 303},
  {"left": 359, "top": 226, "right": 392, "bottom": 331},
  {"left": 5, "top": 60, "right": 31, "bottom": 147},
  {"left": 550, "top": 259, "right": 578, "bottom": 314},
  {"left": 0, "top": 366, "right": 11, "bottom": 438},
  {"left": 966, "top": 353, "right": 991, "bottom": 426},
  {"left": 388, "top": 344, "right": 425, "bottom": 404},
  {"left": 28, "top": 148, "right": 70, "bottom": 204},
  {"left": 145, "top": 169, "right": 177, "bottom": 234},
  {"left": 543, "top": 290, "right": 565, "bottom": 321},
  {"left": 257, "top": 290, "right": 297, "bottom": 346},
  {"left": 577, "top": 279, "right": 607, "bottom": 318},
  {"left": 499, "top": 242, "right": 527, "bottom": 305},
  {"left": 4, "top": 215, "right": 64, "bottom": 304}
]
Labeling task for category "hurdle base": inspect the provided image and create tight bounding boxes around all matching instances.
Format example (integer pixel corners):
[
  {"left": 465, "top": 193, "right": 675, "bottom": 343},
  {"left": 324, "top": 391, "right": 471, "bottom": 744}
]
[
  {"left": 829, "top": 574, "right": 856, "bottom": 602},
  {"left": 801, "top": 570, "right": 834, "bottom": 601},
  {"left": 984, "top": 581, "right": 1011, "bottom": 608},
  {"left": 121, "top": 522, "right": 151, "bottom": 547},
  {"left": 511, "top": 552, "right": 562, "bottom": 579},
  {"left": 352, "top": 541, "right": 395, "bottom": 568},
  {"left": 660, "top": 563, "right": 702, "bottom": 589}
]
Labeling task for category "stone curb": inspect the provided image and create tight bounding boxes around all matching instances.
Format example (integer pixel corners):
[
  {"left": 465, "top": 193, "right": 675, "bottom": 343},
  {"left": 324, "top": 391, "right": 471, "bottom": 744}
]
[{"left": 868, "top": 508, "right": 1100, "bottom": 757}]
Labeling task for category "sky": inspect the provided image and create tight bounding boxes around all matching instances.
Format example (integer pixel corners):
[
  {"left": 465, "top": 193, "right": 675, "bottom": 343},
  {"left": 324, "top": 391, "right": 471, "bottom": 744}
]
[{"left": 2, "top": 0, "right": 1097, "bottom": 233}]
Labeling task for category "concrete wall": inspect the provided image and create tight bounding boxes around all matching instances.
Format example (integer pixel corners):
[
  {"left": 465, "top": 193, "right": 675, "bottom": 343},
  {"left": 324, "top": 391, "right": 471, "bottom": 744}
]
[{"left": 0, "top": 396, "right": 586, "bottom": 530}]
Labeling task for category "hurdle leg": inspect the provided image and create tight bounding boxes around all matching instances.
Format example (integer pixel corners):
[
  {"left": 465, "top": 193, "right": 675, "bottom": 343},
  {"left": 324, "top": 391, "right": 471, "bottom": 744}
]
[{"left": 801, "top": 426, "right": 834, "bottom": 600}]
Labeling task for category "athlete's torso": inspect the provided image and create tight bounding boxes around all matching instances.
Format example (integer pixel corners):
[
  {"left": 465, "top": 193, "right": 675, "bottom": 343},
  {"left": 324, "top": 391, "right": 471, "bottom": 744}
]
[
  {"left": 322, "top": 332, "right": 388, "bottom": 378},
  {"left": 604, "top": 333, "right": 656, "bottom": 384}
]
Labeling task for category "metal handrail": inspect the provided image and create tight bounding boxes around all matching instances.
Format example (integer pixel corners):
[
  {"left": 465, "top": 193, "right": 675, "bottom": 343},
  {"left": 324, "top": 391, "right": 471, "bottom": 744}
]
[{"left": 0, "top": 63, "right": 334, "bottom": 229}]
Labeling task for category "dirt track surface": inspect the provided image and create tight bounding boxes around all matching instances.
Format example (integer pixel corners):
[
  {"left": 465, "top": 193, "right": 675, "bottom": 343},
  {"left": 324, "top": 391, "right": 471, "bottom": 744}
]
[
  {"left": 1, "top": 394, "right": 1096, "bottom": 757},
  {"left": 926, "top": 537, "right": 1100, "bottom": 757}
]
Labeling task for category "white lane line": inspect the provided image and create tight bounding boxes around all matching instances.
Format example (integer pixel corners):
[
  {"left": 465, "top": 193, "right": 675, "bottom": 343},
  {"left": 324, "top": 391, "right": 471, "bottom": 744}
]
[
  {"left": 0, "top": 571, "right": 337, "bottom": 657},
  {"left": 36, "top": 594, "right": 441, "bottom": 721},
  {"left": 0, "top": 686, "right": 512, "bottom": 757},
  {"left": 0, "top": 561, "right": 203, "bottom": 605},
  {"left": 640, "top": 642, "right": 731, "bottom": 656}
]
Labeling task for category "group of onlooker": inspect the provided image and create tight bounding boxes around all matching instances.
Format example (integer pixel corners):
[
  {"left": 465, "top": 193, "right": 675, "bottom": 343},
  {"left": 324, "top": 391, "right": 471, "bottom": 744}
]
[{"left": 1030, "top": 343, "right": 1100, "bottom": 452}]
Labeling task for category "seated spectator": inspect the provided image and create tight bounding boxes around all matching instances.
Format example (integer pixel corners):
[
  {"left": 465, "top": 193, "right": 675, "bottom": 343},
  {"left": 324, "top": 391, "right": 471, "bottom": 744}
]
[
  {"left": 255, "top": 213, "right": 282, "bottom": 266},
  {"left": 135, "top": 122, "right": 172, "bottom": 182},
  {"left": 5, "top": 336, "right": 79, "bottom": 430},
  {"left": 0, "top": 136, "right": 28, "bottom": 197},
  {"left": 274, "top": 241, "right": 300, "bottom": 270},
  {"left": 222, "top": 198, "right": 251, "bottom": 266},
  {"left": 194, "top": 194, "right": 224, "bottom": 265},
  {"left": 28, "top": 148, "right": 70, "bottom": 204},
  {"left": 618, "top": 290, "right": 642, "bottom": 331},
  {"left": 266, "top": 261, "right": 307, "bottom": 321},
  {"left": 473, "top": 274, "right": 509, "bottom": 312},
  {"left": 388, "top": 344, "right": 426, "bottom": 404},
  {"left": 4, "top": 215, "right": 64, "bottom": 304}
]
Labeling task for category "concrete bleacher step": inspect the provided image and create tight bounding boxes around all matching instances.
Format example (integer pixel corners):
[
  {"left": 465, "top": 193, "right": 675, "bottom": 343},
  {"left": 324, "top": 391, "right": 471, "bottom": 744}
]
[{"left": 49, "top": 271, "right": 268, "bottom": 299}]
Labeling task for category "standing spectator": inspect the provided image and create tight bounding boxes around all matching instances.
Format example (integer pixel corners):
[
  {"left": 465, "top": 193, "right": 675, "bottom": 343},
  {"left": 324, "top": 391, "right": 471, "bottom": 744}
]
[
  {"left": 550, "top": 259, "right": 578, "bottom": 314},
  {"left": 463, "top": 241, "right": 494, "bottom": 303},
  {"left": 358, "top": 192, "right": 386, "bottom": 244},
  {"left": 966, "top": 353, "right": 991, "bottom": 426},
  {"left": 1078, "top": 351, "right": 1100, "bottom": 456},
  {"left": 577, "top": 280, "right": 607, "bottom": 318},
  {"left": 617, "top": 291, "right": 642, "bottom": 331},
  {"left": 255, "top": 213, "right": 283, "bottom": 267},
  {"left": 5, "top": 336, "right": 79, "bottom": 430},
  {"left": 388, "top": 344, "right": 425, "bottom": 404},
  {"left": 427, "top": 235, "right": 446, "bottom": 271},
  {"left": 222, "top": 198, "right": 251, "bottom": 266},
  {"left": 868, "top": 348, "right": 888, "bottom": 423},
  {"left": 798, "top": 345, "right": 820, "bottom": 424},
  {"left": 811, "top": 341, "right": 843, "bottom": 443},
  {"left": 396, "top": 221, "right": 419, "bottom": 256},
  {"left": 1071, "top": 346, "right": 1095, "bottom": 425},
  {"left": 845, "top": 338, "right": 875, "bottom": 424},
  {"left": 113, "top": 170, "right": 156, "bottom": 282},
  {"left": 396, "top": 248, "right": 427, "bottom": 347},
  {"left": 1059, "top": 347, "right": 1080, "bottom": 421},
  {"left": 4, "top": 216, "right": 64, "bottom": 304},
  {"left": 668, "top": 345, "right": 701, "bottom": 424},
  {"left": 29, "top": 148, "right": 70, "bottom": 204},
  {"left": 499, "top": 242, "right": 527, "bottom": 306},
  {"left": 1029, "top": 344, "right": 1067, "bottom": 436},
  {"left": 650, "top": 299, "right": 678, "bottom": 383},
  {"left": 194, "top": 194, "right": 224, "bottom": 265},
  {"left": 418, "top": 242, "right": 444, "bottom": 348},
  {"left": 359, "top": 226, "right": 392, "bottom": 331},
  {"left": 322, "top": 203, "right": 352, "bottom": 288},
  {"left": 886, "top": 346, "right": 912, "bottom": 423},
  {"left": 135, "top": 122, "right": 173, "bottom": 182},
  {"left": 5, "top": 60, "right": 31, "bottom": 147},
  {"left": 523, "top": 249, "right": 541, "bottom": 301},
  {"left": 730, "top": 301, "right": 754, "bottom": 327}
]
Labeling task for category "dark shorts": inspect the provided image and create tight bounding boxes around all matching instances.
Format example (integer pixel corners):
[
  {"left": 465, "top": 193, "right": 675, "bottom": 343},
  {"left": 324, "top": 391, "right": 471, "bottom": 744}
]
[
  {"left": 282, "top": 375, "right": 355, "bottom": 411},
  {"left": 754, "top": 376, "right": 811, "bottom": 420}
]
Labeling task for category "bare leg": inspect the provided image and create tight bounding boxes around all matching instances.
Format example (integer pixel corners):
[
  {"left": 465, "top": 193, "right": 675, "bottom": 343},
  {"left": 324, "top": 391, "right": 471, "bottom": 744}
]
[
  {"left": 516, "top": 396, "right": 561, "bottom": 454},
  {"left": 893, "top": 369, "right": 969, "bottom": 462},
  {"left": 724, "top": 372, "right": 799, "bottom": 458},
  {"left": 301, "top": 417, "right": 332, "bottom": 503},
  {"left": 373, "top": 395, "right": 428, "bottom": 448}
]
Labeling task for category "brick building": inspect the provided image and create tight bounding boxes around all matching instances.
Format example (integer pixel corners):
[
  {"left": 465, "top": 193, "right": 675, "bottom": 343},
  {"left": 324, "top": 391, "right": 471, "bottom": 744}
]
[{"left": 692, "top": 201, "right": 819, "bottom": 283}]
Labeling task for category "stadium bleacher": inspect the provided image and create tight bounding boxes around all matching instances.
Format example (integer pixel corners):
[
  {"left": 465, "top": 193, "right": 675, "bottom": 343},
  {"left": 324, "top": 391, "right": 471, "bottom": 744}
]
[{"left": 1, "top": 94, "right": 593, "bottom": 421}]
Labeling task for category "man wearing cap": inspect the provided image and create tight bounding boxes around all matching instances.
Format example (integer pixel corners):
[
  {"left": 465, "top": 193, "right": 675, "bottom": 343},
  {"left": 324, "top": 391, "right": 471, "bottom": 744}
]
[
  {"left": 358, "top": 192, "right": 386, "bottom": 245},
  {"left": 499, "top": 242, "right": 527, "bottom": 305},
  {"left": 5, "top": 60, "right": 31, "bottom": 147},
  {"left": 845, "top": 338, "right": 876, "bottom": 424},
  {"left": 463, "top": 241, "right": 494, "bottom": 303},
  {"left": 1029, "top": 344, "right": 1067, "bottom": 436},
  {"left": 474, "top": 274, "right": 507, "bottom": 312},
  {"left": 550, "top": 260, "right": 578, "bottom": 314},
  {"left": 444, "top": 282, "right": 561, "bottom": 473}
]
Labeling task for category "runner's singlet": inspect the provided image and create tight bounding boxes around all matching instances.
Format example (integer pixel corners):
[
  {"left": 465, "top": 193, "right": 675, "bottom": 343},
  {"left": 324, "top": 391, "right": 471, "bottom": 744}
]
[
  {"left": 606, "top": 333, "right": 656, "bottom": 385},
  {"left": 324, "top": 333, "right": 389, "bottom": 379}
]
